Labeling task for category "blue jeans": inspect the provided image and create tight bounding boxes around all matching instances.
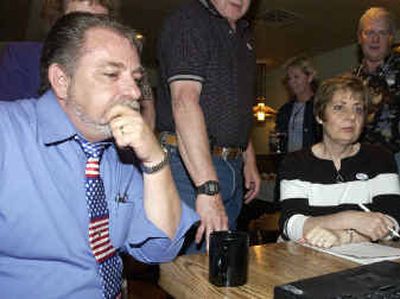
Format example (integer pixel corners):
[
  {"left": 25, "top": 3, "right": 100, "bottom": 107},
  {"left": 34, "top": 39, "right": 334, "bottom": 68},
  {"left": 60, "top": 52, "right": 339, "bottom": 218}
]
[{"left": 166, "top": 145, "right": 244, "bottom": 254}]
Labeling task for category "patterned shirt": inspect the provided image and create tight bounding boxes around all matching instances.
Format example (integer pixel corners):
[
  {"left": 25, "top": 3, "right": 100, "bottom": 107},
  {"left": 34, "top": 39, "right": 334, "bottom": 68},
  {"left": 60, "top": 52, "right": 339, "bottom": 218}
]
[{"left": 353, "top": 52, "right": 400, "bottom": 153}]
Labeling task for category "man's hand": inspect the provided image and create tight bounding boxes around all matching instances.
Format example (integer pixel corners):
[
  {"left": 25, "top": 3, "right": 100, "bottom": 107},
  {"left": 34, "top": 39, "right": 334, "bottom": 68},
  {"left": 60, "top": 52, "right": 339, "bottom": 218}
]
[
  {"left": 195, "top": 194, "right": 228, "bottom": 250},
  {"left": 243, "top": 141, "right": 260, "bottom": 204},
  {"left": 243, "top": 159, "right": 261, "bottom": 204},
  {"left": 106, "top": 102, "right": 163, "bottom": 164}
]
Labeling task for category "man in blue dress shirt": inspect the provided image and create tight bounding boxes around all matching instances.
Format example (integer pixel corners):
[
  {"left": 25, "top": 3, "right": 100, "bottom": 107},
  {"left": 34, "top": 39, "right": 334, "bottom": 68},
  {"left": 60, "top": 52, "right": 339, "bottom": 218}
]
[{"left": 0, "top": 12, "right": 198, "bottom": 299}]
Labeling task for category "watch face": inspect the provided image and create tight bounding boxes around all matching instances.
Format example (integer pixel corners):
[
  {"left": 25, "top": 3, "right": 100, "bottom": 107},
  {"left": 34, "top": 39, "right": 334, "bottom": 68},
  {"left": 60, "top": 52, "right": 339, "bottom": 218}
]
[
  {"left": 208, "top": 183, "right": 218, "bottom": 193},
  {"left": 198, "top": 181, "right": 220, "bottom": 195}
]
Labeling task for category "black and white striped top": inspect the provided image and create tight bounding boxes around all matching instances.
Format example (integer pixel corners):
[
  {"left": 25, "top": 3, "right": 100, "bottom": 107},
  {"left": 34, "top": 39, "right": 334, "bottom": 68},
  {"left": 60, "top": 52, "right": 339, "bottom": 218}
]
[{"left": 279, "top": 143, "right": 400, "bottom": 240}]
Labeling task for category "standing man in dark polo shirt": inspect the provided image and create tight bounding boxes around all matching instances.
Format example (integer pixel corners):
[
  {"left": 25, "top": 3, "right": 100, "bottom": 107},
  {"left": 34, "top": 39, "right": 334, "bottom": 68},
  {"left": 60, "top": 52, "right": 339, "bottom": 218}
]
[{"left": 157, "top": 0, "right": 260, "bottom": 253}]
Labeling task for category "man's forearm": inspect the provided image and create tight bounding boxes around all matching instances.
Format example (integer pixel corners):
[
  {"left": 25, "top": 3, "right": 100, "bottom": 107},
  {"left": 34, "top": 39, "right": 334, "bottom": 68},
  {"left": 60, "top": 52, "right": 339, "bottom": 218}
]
[
  {"left": 169, "top": 80, "right": 228, "bottom": 242},
  {"left": 143, "top": 164, "right": 182, "bottom": 239},
  {"left": 243, "top": 140, "right": 257, "bottom": 166},
  {"left": 173, "top": 98, "right": 218, "bottom": 185}
]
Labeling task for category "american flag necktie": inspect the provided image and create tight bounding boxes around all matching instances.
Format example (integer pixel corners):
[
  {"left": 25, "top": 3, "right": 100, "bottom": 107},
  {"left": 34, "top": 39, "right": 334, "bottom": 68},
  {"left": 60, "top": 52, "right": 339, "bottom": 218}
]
[{"left": 75, "top": 135, "right": 122, "bottom": 299}]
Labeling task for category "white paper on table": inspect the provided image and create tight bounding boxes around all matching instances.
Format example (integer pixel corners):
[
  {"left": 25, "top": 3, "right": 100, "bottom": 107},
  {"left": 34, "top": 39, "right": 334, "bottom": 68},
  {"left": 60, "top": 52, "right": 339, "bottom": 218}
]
[{"left": 301, "top": 242, "right": 400, "bottom": 264}]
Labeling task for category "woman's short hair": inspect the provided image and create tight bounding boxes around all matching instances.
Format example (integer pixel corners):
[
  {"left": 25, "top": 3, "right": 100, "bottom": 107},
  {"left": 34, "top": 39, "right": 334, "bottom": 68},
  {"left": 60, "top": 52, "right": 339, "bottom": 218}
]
[
  {"left": 282, "top": 55, "right": 318, "bottom": 92},
  {"left": 314, "top": 75, "right": 369, "bottom": 121}
]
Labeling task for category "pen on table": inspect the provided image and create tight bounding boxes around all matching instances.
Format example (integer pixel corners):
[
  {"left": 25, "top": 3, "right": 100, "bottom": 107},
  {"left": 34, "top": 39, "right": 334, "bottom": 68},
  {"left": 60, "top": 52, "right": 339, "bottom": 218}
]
[{"left": 358, "top": 203, "right": 400, "bottom": 238}]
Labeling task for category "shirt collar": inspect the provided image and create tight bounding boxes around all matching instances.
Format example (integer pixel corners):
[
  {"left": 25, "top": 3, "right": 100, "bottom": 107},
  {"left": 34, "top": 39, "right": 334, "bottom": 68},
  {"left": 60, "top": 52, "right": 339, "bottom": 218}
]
[
  {"left": 37, "top": 90, "right": 77, "bottom": 145},
  {"left": 198, "top": 0, "right": 219, "bottom": 16},
  {"left": 197, "top": 0, "right": 250, "bottom": 30},
  {"left": 360, "top": 52, "right": 395, "bottom": 75}
]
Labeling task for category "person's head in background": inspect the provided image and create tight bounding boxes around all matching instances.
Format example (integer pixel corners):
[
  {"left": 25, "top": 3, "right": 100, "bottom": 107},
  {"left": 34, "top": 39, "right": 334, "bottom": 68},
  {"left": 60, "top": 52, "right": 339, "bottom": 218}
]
[
  {"left": 358, "top": 7, "right": 395, "bottom": 71},
  {"left": 41, "top": 0, "right": 118, "bottom": 25},
  {"left": 210, "top": 0, "right": 251, "bottom": 29},
  {"left": 314, "top": 75, "right": 368, "bottom": 146},
  {"left": 283, "top": 55, "right": 318, "bottom": 102}
]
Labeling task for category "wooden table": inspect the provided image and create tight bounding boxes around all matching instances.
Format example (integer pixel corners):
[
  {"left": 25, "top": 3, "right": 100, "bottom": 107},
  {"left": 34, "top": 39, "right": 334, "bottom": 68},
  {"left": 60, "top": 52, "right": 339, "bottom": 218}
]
[{"left": 159, "top": 242, "right": 362, "bottom": 299}]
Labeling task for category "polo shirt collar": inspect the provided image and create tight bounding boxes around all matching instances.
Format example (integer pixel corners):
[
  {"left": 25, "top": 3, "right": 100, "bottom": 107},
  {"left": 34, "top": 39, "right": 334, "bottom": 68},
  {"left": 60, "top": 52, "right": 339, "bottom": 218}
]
[
  {"left": 37, "top": 90, "right": 77, "bottom": 145},
  {"left": 198, "top": 0, "right": 250, "bottom": 29},
  {"left": 198, "top": 0, "right": 220, "bottom": 17}
]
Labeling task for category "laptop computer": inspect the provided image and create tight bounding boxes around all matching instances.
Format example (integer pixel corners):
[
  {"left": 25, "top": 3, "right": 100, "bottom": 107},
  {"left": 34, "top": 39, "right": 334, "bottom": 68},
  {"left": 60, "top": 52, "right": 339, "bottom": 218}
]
[{"left": 274, "top": 261, "right": 400, "bottom": 299}]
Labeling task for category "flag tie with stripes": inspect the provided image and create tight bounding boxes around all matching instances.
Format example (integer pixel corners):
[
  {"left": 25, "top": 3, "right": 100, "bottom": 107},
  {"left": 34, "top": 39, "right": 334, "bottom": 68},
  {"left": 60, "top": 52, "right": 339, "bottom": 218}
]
[{"left": 75, "top": 135, "right": 122, "bottom": 299}]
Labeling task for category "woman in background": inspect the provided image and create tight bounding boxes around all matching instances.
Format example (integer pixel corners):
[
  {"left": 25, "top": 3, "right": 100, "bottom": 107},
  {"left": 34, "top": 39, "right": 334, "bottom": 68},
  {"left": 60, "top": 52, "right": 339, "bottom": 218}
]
[
  {"left": 279, "top": 75, "right": 400, "bottom": 248},
  {"left": 275, "top": 55, "right": 320, "bottom": 153}
]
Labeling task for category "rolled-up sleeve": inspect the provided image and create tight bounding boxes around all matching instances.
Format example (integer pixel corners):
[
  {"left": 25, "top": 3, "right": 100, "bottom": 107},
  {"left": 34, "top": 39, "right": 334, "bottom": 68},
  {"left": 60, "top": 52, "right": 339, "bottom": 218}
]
[{"left": 124, "top": 197, "right": 199, "bottom": 263}]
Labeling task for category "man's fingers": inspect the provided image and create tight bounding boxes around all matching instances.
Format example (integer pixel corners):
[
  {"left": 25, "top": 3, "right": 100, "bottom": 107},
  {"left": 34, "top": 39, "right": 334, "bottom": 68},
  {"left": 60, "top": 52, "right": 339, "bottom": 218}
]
[
  {"left": 244, "top": 189, "right": 256, "bottom": 204},
  {"left": 244, "top": 189, "right": 252, "bottom": 200},
  {"left": 205, "top": 226, "right": 214, "bottom": 253},
  {"left": 195, "top": 223, "right": 205, "bottom": 244}
]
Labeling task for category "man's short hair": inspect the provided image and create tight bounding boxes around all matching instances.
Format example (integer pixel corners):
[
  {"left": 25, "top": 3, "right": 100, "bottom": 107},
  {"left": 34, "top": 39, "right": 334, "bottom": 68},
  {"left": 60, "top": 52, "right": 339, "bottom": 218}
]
[
  {"left": 39, "top": 12, "right": 141, "bottom": 94},
  {"left": 358, "top": 7, "right": 396, "bottom": 35},
  {"left": 41, "top": 0, "right": 119, "bottom": 24},
  {"left": 314, "top": 75, "right": 369, "bottom": 121}
]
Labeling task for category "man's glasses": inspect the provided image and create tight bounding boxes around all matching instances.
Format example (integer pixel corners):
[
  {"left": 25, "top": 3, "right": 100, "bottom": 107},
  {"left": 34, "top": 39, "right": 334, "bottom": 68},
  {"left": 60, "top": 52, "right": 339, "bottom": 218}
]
[{"left": 362, "top": 30, "right": 391, "bottom": 39}]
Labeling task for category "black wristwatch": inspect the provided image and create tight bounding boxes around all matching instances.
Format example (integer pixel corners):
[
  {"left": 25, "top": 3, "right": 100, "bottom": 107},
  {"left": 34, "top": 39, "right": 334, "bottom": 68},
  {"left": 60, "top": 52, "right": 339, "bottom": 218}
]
[{"left": 196, "top": 180, "right": 220, "bottom": 196}]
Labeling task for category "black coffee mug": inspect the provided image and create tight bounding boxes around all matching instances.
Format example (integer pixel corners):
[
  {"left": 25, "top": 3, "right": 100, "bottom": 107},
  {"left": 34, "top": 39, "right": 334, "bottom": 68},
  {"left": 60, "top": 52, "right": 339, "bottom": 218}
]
[{"left": 209, "top": 231, "right": 249, "bottom": 287}]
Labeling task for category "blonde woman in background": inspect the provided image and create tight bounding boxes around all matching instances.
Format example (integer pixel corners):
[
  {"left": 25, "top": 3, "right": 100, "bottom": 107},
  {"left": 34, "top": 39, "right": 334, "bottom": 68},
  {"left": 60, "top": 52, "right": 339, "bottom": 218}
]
[{"left": 275, "top": 55, "right": 321, "bottom": 154}]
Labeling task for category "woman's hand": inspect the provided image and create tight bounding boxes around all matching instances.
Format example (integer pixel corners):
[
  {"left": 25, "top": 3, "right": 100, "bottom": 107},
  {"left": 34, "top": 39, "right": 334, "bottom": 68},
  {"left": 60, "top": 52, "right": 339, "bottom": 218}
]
[
  {"left": 351, "top": 211, "right": 394, "bottom": 241},
  {"left": 303, "top": 226, "right": 340, "bottom": 248}
]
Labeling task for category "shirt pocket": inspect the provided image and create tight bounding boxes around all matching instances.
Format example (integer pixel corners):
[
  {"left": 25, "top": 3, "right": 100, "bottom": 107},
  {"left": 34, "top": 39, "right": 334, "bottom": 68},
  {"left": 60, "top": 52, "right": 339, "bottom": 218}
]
[{"left": 109, "top": 196, "right": 135, "bottom": 249}]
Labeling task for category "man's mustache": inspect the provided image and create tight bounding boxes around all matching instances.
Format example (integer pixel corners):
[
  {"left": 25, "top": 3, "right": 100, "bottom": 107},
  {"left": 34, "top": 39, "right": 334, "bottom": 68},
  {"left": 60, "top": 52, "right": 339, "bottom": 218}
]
[
  {"left": 122, "top": 99, "right": 140, "bottom": 111},
  {"left": 113, "top": 98, "right": 140, "bottom": 112},
  {"left": 99, "top": 98, "right": 141, "bottom": 127}
]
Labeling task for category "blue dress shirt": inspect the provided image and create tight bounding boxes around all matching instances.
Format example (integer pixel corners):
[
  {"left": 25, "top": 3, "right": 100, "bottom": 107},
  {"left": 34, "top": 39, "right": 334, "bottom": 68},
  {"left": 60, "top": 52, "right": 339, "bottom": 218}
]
[
  {"left": 0, "top": 91, "right": 199, "bottom": 298},
  {"left": 0, "top": 42, "right": 43, "bottom": 101}
]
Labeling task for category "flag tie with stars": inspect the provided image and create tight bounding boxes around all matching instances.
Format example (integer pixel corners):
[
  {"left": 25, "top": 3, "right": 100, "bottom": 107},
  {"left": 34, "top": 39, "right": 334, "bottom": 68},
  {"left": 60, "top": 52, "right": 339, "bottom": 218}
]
[{"left": 75, "top": 135, "right": 122, "bottom": 299}]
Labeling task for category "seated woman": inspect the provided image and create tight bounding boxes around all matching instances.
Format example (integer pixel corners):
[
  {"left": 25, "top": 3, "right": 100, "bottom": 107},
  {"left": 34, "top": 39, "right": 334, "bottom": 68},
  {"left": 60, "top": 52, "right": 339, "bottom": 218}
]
[
  {"left": 275, "top": 55, "right": 321, "bottom": 153},
  {"left": 279, "top": 75, "right": 400, "bottom": 248}
]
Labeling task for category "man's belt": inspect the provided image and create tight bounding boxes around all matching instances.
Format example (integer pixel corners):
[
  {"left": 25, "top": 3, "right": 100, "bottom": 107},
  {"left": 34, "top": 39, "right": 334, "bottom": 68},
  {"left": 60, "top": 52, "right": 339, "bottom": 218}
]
[
  {"left": 212, "top": 146, "right": 243, "bottom": 159},
  {"left": 159, "top": 132, "right": 244, "bottom": 159}
]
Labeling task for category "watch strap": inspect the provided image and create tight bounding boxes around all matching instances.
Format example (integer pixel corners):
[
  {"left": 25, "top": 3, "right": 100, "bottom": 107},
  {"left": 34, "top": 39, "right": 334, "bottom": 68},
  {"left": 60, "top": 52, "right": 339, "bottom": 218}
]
[
  {"left": 140, "top": 148, "right": 169, "bottom": 174},
  {"left": 196, "top": 180, "right": 220, "bottom": 195}
]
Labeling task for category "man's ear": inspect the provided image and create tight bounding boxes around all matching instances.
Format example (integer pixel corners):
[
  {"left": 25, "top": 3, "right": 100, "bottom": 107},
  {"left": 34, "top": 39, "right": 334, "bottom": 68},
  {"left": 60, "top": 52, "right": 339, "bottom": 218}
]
[
  {"left": 357, "top": 31, "right": 363, "bottom": 45},
  {"left": 48, "top": 64, "right": 70, "bottom": 100},
  {"left": 316, "top": 116, "right": 323, "bottom": 124},
  {"left": 388, "top": 34, "right": 394, "bottom": 45},
  {"left": 308, "top": 72, "right": 315, "bottom": 83}
]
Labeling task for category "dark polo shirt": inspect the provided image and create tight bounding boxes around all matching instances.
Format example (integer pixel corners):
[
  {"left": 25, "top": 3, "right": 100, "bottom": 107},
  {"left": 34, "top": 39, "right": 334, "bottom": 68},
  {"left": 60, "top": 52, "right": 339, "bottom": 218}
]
[{"left": 156, "top": 0, "right": 256, "bottom": 148}]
